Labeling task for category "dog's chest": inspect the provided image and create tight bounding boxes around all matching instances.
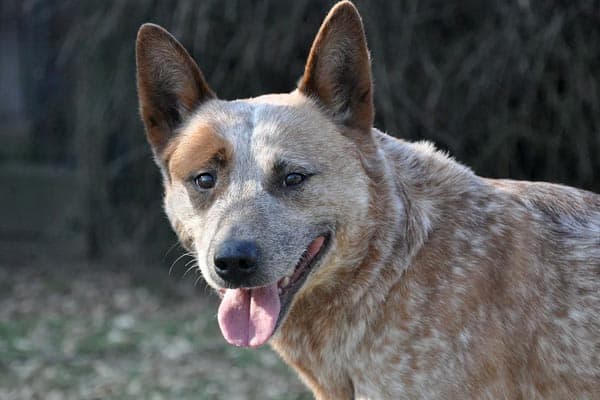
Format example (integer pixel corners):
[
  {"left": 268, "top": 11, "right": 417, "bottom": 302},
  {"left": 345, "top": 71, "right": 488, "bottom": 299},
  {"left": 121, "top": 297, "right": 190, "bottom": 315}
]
[
  {"left": 348, "top": 326, "right": 465, "bottom": 399},
  {"left": 275, "top": 292, "right": 467, "bottom": 399}
]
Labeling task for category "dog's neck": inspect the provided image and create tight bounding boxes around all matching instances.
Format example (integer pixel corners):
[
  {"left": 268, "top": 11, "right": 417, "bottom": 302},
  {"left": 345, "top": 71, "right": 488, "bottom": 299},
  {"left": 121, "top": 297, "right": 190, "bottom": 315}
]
[{"left": 271, "top": 129, "right": 480, "bottom": 398}]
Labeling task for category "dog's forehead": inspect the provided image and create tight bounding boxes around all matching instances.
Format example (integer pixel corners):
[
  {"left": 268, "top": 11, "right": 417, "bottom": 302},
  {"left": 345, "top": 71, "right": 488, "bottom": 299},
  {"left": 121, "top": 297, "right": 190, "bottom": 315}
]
[{"left": 184, "top": 93, "right": 339, "bottom": 169}]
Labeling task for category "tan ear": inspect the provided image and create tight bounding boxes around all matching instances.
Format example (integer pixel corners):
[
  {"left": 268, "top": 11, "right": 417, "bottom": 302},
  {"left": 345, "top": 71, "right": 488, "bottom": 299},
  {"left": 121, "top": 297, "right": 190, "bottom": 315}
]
[
  {"left": 298, "top": 1, "right": 373, "bottom": 133},
  {"left": 136, "top": 23, "right": 215, "bottom": 155}
]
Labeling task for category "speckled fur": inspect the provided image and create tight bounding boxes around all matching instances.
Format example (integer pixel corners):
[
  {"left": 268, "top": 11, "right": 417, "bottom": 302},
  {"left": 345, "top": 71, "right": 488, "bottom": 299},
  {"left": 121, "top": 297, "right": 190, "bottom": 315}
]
[
  {"left": 136, "top": 2, "right": 600, "bottom": 399},
  {"left": 272, "top": 132, "right": 600, "bottom": 399}
]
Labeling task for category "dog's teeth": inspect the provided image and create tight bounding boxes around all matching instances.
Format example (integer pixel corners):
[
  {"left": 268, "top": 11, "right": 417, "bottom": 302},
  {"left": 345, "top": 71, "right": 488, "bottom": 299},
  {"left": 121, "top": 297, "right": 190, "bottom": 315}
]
[{"left": 280, "top": 277, "right": 290, "bottom": 288}]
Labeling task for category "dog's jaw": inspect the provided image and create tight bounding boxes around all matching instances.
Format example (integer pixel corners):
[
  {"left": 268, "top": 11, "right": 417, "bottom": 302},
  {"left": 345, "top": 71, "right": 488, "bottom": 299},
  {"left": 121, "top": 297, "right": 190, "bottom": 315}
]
[{"left": 217, "top": 234, "right": 330, "bottom": 347}]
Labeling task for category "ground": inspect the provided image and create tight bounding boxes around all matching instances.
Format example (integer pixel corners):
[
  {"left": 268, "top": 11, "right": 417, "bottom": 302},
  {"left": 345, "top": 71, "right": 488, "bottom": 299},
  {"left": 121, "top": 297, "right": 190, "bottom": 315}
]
[{"left": 0, "top": 242, "right": 310, "bottom": 400}]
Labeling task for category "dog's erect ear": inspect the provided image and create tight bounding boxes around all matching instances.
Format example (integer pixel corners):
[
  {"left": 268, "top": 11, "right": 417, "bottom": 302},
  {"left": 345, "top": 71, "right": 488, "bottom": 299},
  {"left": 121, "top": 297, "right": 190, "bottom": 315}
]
[
  {"left": 136, "top": 23, "right": 215, "bottom": 155},
  {"left": 298, "top": 1, "right": 373, "bottom": 133}
]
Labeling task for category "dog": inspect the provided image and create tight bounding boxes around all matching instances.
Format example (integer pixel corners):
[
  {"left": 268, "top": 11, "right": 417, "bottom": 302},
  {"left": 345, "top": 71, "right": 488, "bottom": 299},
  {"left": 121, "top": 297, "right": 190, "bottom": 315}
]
[{"left": 135, "top": 1, "right": 600, "bottom": 398}]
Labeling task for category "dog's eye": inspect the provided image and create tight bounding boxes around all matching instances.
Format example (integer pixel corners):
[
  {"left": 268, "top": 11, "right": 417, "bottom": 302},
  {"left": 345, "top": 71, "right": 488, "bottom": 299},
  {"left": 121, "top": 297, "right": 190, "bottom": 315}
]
[
  {"left": 194, "top": 173, "right": 216, "bottom": 189},
  {"left": 284, "top": 173, "right": 306, "bottom": 187}
]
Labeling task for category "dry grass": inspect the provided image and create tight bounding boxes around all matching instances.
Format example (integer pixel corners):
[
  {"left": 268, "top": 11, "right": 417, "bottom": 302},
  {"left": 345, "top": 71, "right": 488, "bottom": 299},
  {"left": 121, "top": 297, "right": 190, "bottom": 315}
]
[{"left": 0, "top": 247, "right": 310, "bottom": 399}]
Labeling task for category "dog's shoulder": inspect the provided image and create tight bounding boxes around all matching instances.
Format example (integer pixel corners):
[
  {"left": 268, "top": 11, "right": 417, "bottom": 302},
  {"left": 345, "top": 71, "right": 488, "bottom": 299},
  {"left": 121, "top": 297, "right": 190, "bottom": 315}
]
[
  {"left": 375, "top": 129, "right": 600, "bottom": 233},
  {"left": 374, "top": 129, "right": 600, "bottom": 271}
]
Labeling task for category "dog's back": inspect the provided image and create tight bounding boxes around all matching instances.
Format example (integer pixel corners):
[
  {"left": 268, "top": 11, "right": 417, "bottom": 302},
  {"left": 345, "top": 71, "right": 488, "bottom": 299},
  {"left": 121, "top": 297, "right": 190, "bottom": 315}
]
[{"left": 381, "top": 134, "right": 600, "bottom": 398}]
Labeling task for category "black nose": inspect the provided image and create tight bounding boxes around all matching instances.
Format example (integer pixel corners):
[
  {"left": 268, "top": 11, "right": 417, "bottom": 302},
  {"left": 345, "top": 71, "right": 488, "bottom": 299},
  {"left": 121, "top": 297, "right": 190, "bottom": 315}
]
[{"left": 214, "top": 239, "right": 259, "bottom": 283}]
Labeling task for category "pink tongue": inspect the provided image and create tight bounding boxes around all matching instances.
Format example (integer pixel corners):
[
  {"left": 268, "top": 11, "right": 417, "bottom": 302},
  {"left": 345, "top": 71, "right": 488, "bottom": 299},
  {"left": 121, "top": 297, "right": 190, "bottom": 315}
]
[{"left": 217, "top": 284, "right": 280, "bottom": 347}]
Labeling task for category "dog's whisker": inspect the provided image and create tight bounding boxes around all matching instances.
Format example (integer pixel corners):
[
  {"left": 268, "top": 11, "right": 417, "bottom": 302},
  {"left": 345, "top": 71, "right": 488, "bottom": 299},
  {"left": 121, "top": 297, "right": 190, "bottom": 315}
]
[
  {"left": 169, "top": 251, "right": 194, "bottom": 276},
  {"left": 182, "top": 263, "right": 199, "bottom": 278},
  {"left": 163, "top": 240, "right": 181, "bottom": 260},
  {"left": 184, "top": 258, "right": 197, "bottom": 268},
  {"left": 193, "top": 274, "right": 204, "bottom": 287}
]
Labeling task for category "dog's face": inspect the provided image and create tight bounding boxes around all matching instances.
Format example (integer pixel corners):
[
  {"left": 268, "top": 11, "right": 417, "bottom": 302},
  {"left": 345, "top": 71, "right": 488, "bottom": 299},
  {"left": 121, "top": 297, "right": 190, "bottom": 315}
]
[{"left": 136, "top": 1, "right": 374, "bottom": 347}]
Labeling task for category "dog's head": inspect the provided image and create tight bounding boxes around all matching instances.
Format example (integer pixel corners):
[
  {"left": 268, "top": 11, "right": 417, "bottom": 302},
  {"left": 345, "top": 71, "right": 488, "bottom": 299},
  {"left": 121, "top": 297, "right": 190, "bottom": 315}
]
[{"left": 136, "top": 1, "right": 377, "bottom": 347}]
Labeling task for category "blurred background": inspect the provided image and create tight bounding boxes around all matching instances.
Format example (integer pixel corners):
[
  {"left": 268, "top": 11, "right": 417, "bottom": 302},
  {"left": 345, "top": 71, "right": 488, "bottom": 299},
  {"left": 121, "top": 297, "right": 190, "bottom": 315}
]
[{"left": 1, "top": 0, "right": 598, "bottom": 399}]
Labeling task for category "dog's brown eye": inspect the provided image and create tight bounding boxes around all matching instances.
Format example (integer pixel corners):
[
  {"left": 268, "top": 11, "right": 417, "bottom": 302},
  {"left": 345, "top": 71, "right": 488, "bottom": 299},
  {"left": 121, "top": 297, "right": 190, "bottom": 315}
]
[
  {"left": 194, "top": 173, "right": 216, "bottom": 189},
  {"left": 284, "top": 173, "right": 306, "bottom": 187}
]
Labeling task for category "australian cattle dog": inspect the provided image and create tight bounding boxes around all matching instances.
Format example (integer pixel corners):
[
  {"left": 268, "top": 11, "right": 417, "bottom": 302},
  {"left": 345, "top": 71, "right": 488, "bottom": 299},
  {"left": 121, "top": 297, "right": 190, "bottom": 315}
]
[{"left": 135, "top": 2, "right": 600, "bottom": 398}]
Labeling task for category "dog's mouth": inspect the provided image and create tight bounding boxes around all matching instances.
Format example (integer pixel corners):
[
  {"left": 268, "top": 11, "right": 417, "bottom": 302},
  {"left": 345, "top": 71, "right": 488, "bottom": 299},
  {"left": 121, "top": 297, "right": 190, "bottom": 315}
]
[{"left": 216, "top": 232, "right": 331, "bottom": 348}]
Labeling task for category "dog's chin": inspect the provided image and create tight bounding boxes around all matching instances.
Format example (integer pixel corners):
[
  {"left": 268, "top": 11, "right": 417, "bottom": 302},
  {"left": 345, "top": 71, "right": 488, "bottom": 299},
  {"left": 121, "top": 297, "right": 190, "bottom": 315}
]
[{"left": 215, "top": 232, "right": 331, "bottom": 348}]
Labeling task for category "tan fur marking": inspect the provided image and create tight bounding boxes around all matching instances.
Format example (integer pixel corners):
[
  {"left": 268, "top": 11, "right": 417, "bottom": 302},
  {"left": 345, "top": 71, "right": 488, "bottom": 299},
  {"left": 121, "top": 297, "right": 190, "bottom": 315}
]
[{"left": 168, "top": 124, "right": 232, "bottom": 181}]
